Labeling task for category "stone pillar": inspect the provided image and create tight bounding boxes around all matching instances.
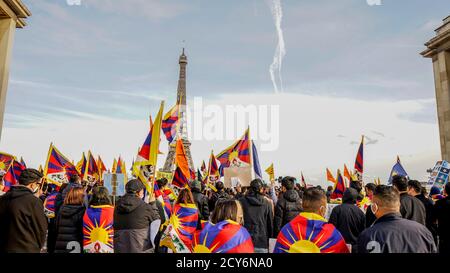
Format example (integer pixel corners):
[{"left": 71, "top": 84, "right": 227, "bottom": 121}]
[
  {"left": 421, "top": 15, "right": 450, "bottom": 161},
  {"left": 0, "top": 0, "right": 31, "bottom": 140},
  {"left": 0, "top": 18, "right": 16, "bottom": 139}
]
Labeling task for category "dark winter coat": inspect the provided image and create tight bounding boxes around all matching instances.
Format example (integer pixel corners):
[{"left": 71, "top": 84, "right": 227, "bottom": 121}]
[
  {"left": 239, "top": 192, "right": 274, "bottom": 249},
  {"left": 433, "top": 196, "right": 450, "bottom": 253},
  {"left": 192, "top": 189, "right": 210, "bottom": 229},
  {"left": 113, "top": 193, "right": 160, "bottom": 253},
  {"left": 415, "top": 194, "right": 438, "bottom": 243},
  {"left": 0, "top": 186, "right": 48, "bottom": 253},
  {"left": 357, "top": 213, "right": 437, "bottom": 253},
  {"left": 328, "top": 188, "right": 365, "bottom": 251},
  {"left": 400, "top": 193, "right": 426, "bottom": 225},
  {"left": 208, "top": 190, "right": 230, "bottom": 212},
  {"left": 54, "top": 204, "right": 85, "bottom": 253},
  {"left": 274, "top": 189, "right": 302, "bottom": 236}
]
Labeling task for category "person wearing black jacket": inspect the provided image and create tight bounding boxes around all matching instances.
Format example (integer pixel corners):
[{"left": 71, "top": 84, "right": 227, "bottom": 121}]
[
  {"left": 328, "top": 188, "right": 365, "bottom": 252},
  {"left": 114, "top": 179, "right": 160, "bottom": 253},
  {"left": 357, "top": 185, "right": 436, "bottom": 253},
  {"left": 239, "top": 179, "right": 274, "bottom": 253},
  {"left": 190, "top": 180, "right": 210, "bottom": 229},
  {"left": 407, "top": 180, "right": 438, "bottom": 244},
  {"left": 274, "top": 176, "right": 302, "bottom": 236},
  {"left": 433, "top": 182, "right": 450, "bottom": 253},
  {"left": 0, "top": 169, "right": 48, "bottom": 253},
  {"left": 208, "top": 181, "right": 230, "bottom": 212},
  {"left": 392, "top": 175, "right": 426, "bottom": 225},
  {"left": 54, "top": 187, "right": 86, "bottom": 253}
]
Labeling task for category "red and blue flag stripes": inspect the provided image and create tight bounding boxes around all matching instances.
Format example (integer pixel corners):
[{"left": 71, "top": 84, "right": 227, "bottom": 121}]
[
  {"left": 331, "top": 170, "right": 346, "bottom": 199},
  {"left": 193, "top": 220, "right": 254, "bottom": 253},
  {"left": 2, "top": 160, "right": 26, "bottom": 192},
  {"left": 216, "top": 129, "right": 251, "bottom": 171},
  {"left": 44, "top": 192, "right": 58, "bottom": 214},
  {"left": 45, "top": 144, "right": 79, "bottom": 181},
  {"left": 83, "top": 205, "right": 114, "bottom": 253},
  {"left": 274, "top": 212, "right": 349, "bottom": 253},
  {"left": 162, "top": 104, "right": 179, "bottom": 143},
  {"left": 172, "top": 165, "right": 189, "bottom": 188},
  {"left": 354, "top": 136, "right": 364, "bottom": 174},
  {"left": 170, "top": 203, "right": 199, "bottom": 250}
]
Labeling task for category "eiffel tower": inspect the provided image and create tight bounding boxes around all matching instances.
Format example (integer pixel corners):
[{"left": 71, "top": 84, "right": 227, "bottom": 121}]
[{"left": 161, "top": 49, "right": 195, "bottom": 173}]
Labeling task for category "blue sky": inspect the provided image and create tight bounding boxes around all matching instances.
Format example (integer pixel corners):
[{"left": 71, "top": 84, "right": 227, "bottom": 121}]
[{"left": 1, "top": 0, "right": 448, "bottom": 185}]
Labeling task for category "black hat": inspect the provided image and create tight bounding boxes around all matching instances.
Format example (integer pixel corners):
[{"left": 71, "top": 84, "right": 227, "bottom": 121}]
[{"left": 126, "top": 179, "right": 144, "bottom": 193}]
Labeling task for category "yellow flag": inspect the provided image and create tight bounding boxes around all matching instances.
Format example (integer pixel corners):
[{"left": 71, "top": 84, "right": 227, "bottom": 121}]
[{"left": 265, "top": 163, "right": 274, "bottom": 181}]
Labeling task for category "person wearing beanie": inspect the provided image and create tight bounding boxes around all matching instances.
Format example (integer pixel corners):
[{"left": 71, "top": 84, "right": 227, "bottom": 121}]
[
  {"left": 191, "top": 180, "right": 210, "bottom": 229},
  {"left": 0, "top": 168, "right": 48, "bottom": 253},
  {"left": 113, "top": 179, "right": 161, "bottom": 253},
  {"left": 238, "top": 179, "right": 274, "bottom": 253}
]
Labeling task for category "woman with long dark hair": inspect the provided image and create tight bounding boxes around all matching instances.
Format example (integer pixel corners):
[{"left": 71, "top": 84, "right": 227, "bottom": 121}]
[
  {"left": 192, "top": 200, "right": 254, "bottom": 253},
  {"left": 54, "top": 187, "right": 86, "bottom": 253},
  {"left": 160, "top": 188, "right": 198, "bottom": 252},
  {"left": 82, "top": 187, "right": 114, "bottom": 253}
]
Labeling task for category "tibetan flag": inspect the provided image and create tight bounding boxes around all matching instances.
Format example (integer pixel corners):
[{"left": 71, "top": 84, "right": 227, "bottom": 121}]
[
  {"left": 354, "top": 135, "right": 364, "bottom": 176},
  {"left": 116, "top": 157, "right": 123, "bottom": 174},
  {"left": 76, "top": 153, "right": 87, "bottom": 180},
  {"left": 216, "top": 128, "right": 251, "bottom": 171},
  {"left": 83, "top": 205, "right": 114, "bottom": 253},
  {"left": 44, "top": 143, "right": 78, "bottom": 186},
  {"left": 133, "top": 101, "right": 164, "bottom": 193},
  {"left": 207, "top": 151, "right": 220, "bottom": 184},
  {"left": 2, "top": 160, "right": 25, "bottom": 192},
  {"left": 197, "top": 169, "right": 203, "bottom": 182},
  {"left": 112, "top": 158, "right": 118, "bottom": 173},
  {"left": 300, "top": 172, "right": 307, "bottom": 188},
  {"left": 343, "top": 164, "right": 352, "bottom": 185},
  {"left": 388, "top": 156, "right": 408, "bottom": 185},
  {"left": 20, "top": 157, "right": 26, "bottom": 168},
  {"left": 265, "top": 163, "right": 274, "bottom": 182},
  {"left": 162, "top": 103, "right": 179, "bottom": 143},
  {"left": 331, "top": 169, "right": 346, "bottom": 199},
  {"left": 0, "top": 152, "right": 15, "bottom": 175},
  {"left": 172, "top": 165, "right": 190, "bottom": 189},
  {"left": 86, "top": 151, "right": 100, "bottom": 183},
  {"left": 326, "top": 168, "right": 336, "bottom": 184},
  {"left": 162, "top": 203, "right": 198, "bottom": 252},
  {"left": 273, "top": 212, "right": 349, "bottom": 253},
  {"left": 97, "top": 155, "right": 107, "bottom": 180},
  {"left": 201, "top": 160, "right": 207, "bottom": 178},
  {"left": 252, "top": 141, "right": 263, "bottom": 179},
  {"left": 175, "top": 138, "right": 192, "bottom": 180},
  {"left": 193, "top": 220, "right": 254, "bottom": 253},
  {"left": 43, "top": 192, "right": 58, "bottom": 219}
]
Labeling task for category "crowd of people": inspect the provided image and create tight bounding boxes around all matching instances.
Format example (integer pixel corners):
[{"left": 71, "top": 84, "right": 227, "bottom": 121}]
[{"left": 0, "top": 168, "right": 449, "bottom": 254}]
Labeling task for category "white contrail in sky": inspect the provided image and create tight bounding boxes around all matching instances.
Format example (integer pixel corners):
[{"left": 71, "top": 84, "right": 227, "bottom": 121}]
[{"left": 269, "top": 0, "right": 286, "bottom": 94}]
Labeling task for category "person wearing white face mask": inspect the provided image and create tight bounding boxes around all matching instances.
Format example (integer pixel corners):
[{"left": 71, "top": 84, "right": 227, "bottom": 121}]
[
  {"left": 0, "top": 168, "right": 48, "bottom": 253},
  {"left": 357, "top": 185, "right": 437, "bottom": 253}
]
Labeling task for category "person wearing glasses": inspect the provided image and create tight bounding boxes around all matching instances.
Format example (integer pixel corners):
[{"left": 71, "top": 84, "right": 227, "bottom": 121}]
[{"left": 0, "top": 169, "right": 48, "bottom": 253}]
